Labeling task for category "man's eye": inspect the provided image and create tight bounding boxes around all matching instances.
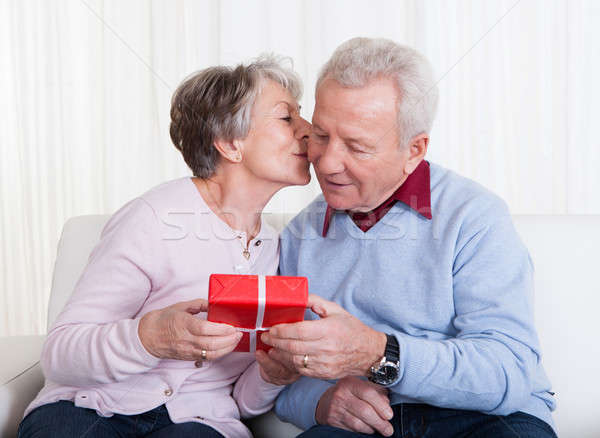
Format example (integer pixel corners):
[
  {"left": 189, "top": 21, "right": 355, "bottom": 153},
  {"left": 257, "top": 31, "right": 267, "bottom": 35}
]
[{"left": 350, "top": 146, "right": 369, "bottom": 154}]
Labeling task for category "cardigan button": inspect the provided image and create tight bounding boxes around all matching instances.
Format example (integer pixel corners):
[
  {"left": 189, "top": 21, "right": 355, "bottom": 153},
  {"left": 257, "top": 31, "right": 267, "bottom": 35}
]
[
  {"left": 194, "top": 360, "right": 203, "bottom": 368},
  {"left": 254, "top": 240, "right": 262, "bottom": 246},
  {"left": 195, "top": 416, "right": 204, "bottom": 420},
  {"left": 164, "top": 388, "right": 173, "bottom": 397}
]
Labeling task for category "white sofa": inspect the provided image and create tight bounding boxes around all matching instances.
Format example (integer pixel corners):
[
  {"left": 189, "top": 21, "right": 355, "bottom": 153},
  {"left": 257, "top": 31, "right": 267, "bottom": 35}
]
[{"left": 2, "top": 214, "right": 599, "bottom": 437}]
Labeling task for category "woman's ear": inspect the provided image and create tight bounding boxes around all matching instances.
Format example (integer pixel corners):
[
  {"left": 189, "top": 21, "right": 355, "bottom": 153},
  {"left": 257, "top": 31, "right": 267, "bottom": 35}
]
[
  {"left": 214, "top": 138, "right": 243, "bottom": 163},
  {"left": 403, "top": 134, "right": 429, "bottom": 174}
]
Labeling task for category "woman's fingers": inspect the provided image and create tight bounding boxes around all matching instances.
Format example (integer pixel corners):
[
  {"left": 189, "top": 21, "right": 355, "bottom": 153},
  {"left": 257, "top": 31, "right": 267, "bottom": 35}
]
[
  {"left": 187, "top": 317, "right": 237, "bottom": 337},
  {"left": 194, "top": 331, "right": 243, "bottom": 352},
  {"left": 195, "top": 337, "right": 242, "bottom": 361},
  {"left": 141, "top": 301, "right": 243, "bottom": 361}
]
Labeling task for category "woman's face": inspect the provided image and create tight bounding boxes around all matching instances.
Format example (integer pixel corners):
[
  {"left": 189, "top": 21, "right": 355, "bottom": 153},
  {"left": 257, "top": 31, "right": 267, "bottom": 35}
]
[{"left": 240, "top": 80, "right": 311, "bottom": 188}]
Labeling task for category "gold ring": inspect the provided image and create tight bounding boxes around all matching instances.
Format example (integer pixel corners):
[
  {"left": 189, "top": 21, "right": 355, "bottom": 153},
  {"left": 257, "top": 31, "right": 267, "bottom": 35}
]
[
  {"left": 302, "top": 354, "right": 309, "bottom": 368},
  {"left": 201, "top": 349, "right": 207, "bottom": 360}
]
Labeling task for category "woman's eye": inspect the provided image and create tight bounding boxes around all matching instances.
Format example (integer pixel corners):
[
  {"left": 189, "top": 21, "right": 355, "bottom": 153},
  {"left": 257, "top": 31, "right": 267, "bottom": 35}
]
[{"left": 281, "top": 116, "right": 292, "bottom": 122}]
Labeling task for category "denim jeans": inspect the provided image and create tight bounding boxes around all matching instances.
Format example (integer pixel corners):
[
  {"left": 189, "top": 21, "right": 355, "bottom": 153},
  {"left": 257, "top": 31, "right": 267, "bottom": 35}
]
[
  {"left": 17, "top": 400, "right": 224, "bottom": 438},
  {"left": 298, "top": 403, "right": 557, "bottom": 438}
]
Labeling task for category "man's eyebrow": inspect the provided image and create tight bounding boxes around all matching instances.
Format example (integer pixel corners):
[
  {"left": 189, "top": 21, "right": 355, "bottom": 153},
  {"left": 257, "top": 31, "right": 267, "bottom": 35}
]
[
  {"left": 312, "top": 122, "right": 326, "bottom": 132},
  {"left": 346, "top": 136, "right": 373, "bottom": 145}
]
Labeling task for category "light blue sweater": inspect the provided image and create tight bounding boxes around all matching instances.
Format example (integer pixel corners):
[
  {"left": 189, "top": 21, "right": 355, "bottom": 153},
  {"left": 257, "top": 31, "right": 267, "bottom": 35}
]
[{"left": 275, "top": 162, "right": 556, "bottom": 432}]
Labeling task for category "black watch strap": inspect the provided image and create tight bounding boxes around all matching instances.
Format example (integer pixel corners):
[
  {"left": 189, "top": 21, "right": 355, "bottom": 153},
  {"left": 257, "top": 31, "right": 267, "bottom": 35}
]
[{"left": 384, "top": 334, "right": 400, "bottom": 363}]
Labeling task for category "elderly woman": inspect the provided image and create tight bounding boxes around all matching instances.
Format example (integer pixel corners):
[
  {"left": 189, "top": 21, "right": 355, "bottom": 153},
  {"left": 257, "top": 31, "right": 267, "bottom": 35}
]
[{"left": 18, "top": 55, "right": 311, "bottom": 438}]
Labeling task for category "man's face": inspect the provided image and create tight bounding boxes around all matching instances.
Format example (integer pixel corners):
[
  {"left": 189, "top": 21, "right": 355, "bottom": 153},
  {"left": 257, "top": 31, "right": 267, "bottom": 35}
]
[{"left": 309, "top": 77, "right": 410, "bottom": 212}]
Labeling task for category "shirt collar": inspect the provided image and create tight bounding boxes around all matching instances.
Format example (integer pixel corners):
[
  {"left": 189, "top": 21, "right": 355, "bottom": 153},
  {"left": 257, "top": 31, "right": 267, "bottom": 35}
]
[{"left": 321, "top": 160, "right": 432, "bottom": 237}]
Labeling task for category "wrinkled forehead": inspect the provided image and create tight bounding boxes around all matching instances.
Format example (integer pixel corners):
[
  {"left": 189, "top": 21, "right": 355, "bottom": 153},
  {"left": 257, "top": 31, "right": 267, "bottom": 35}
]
[
  {"left": 253, "top": 79, "right": 300, "bottom": 115},
  {"left": 313, "top": 78, "right": 399, "bottom": 138}
]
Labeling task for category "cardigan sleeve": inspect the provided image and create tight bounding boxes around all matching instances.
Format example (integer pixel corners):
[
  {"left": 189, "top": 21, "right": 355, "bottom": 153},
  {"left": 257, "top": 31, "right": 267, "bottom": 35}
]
[
  {"left": 41, "top": 197, "right": 163, "bottom": 387},
  {"left": 231, "top": 361, "right": 285, "bottom": 419}
]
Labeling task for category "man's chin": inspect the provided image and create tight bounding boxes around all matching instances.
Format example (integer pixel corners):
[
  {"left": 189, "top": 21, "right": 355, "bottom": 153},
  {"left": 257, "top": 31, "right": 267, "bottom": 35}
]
[{"left": 322, "top": 191, "right": 356, "bottom": 211}]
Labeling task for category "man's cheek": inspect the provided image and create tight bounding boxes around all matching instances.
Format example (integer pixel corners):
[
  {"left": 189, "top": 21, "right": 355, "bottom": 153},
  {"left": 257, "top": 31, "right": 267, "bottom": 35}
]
[{"left": 307, "top": 140, "right": 320, "bottom": 163}]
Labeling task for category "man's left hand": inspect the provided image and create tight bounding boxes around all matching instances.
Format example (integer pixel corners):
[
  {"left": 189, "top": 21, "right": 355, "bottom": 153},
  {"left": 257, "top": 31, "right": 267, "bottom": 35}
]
[
  {"left": 260, "top": 294, "right": 387, "bottom": 380},
  {"left": 255, "top": 349, "right": 301, "bottom": 386}
]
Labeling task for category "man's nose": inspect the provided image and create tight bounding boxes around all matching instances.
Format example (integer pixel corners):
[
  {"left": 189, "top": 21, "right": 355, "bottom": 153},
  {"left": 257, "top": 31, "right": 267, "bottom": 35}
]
[{"left": 311, "top": 139, "right": 345, "bottom": 175}]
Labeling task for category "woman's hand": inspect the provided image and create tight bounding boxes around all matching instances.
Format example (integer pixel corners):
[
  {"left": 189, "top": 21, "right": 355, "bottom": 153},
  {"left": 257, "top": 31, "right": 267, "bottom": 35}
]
[
  {"left": 255, "top": 348, "right": 301, "bottom": 386},
  {"left": 138, "top": 298, "right": 242, "bottom": 362}
]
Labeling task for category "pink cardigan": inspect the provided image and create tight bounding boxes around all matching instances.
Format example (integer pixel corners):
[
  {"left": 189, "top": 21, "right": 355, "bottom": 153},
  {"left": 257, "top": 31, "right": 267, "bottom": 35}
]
[{"left": 24, "top": 178, "right": 283, "bottom": 438}]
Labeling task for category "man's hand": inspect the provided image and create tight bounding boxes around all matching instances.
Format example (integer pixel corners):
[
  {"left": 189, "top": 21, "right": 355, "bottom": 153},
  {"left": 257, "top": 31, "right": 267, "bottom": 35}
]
[
  {"left": 260, "top": 294, "right": 387, "bottom": 379},
  {"left": 255, "top": 349, "right": 301, "bottom": 386},
  {"left": 316, "top": 376, "right": 394, "bottom": 436}
]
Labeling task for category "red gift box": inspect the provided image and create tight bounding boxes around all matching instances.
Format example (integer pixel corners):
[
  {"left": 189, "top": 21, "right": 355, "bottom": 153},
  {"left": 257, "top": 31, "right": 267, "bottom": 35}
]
[{"left": 207, "top": 274, "right": 308, "bottom": 352}]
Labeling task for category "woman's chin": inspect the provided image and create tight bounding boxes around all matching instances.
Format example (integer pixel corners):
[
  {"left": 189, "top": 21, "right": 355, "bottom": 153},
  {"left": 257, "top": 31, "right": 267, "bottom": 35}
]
[
  {"left": 277, "top": 170, "right": 311, "bottom": 188},
  {"left": 287, "top": 172, "right": 311, "bottom": 187},
  {"left": 298, "top": 171, "right": 311, "bottom": 186}
]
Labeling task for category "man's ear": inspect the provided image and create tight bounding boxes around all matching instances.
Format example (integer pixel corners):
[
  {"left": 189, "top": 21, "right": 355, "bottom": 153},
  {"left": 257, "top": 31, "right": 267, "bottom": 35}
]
[
  {"left": 213, "top": 138, "right": 243, "bottom": 163},
  {"left": 403, "top": 133, "right": 429, "bottom": 174}
]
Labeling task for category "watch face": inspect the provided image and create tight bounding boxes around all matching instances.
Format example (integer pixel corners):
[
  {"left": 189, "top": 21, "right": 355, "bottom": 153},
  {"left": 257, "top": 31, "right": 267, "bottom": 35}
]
[{"left": 373, "top": 362, "right": 399, "bottom": 385}]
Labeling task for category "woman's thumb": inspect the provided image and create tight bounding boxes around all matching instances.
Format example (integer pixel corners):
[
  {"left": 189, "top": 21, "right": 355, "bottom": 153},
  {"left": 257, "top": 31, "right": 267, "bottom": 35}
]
[{"left": 176, "top": 298, "right": 209, "bottom": 314}]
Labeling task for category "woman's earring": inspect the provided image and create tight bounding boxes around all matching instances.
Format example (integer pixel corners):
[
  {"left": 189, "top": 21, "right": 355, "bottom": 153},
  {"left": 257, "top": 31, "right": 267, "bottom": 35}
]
[{"left": 235, "top": 153, "right": 242, "bottom": 162}]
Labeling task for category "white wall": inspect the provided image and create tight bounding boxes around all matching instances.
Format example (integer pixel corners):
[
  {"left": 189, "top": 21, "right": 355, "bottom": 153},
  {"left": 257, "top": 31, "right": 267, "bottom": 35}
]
[{"left": 1, "top": 0, "right": 599, "bottom": 336}]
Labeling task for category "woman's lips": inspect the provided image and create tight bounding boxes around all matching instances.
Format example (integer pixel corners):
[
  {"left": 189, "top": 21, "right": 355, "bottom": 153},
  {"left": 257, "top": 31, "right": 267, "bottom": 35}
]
[{"left": 293, "top": 153, "right": 308, "bottom": 158}]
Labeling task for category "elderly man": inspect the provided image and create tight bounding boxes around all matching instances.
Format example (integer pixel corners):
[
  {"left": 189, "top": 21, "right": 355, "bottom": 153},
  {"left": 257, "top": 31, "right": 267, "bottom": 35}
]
[{"left": 261, "top": 38, "right": 557, "bottom": 438}]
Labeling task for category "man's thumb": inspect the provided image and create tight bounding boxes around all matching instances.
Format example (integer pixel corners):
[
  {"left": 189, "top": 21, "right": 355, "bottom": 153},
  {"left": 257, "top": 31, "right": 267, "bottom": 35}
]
[{"left": 307, "top": 294, "right": 345, "bottom": 318}]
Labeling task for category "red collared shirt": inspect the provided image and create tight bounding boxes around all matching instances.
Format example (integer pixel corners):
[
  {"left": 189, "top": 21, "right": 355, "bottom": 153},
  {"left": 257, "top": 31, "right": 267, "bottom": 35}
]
[{"left": 322, "top": 160, "right": 432, "bottom": 237}]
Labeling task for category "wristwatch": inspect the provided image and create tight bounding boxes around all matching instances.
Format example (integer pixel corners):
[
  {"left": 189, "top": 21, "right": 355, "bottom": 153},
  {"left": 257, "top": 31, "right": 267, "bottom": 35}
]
[{"left": 368, "top": 333, "right": 400, "bottom": 386}]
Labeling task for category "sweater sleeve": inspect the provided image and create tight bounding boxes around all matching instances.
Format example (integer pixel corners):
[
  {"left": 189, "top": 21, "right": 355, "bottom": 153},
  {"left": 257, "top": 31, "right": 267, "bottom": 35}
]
[
  {"left": 41, "top": 197, "right": 163, "bottom": 387},
  {"left": 231, "top": 361, "right": 285, "bottom": 418},
  {"left": 274, "top": 376, "right": 334, "bottom": 430},
  {"left": 386, "top": 201, "right": 548, "bottom": 415}
]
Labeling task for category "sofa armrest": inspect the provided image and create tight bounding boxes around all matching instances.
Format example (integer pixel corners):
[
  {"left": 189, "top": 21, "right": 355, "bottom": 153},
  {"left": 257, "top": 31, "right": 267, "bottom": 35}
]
[
  {"left": 0, "top": 335, "right": 46, "bottom": 438},
  {"left": 0, "top": 334, "right": 303, "bottom": 438},
  {"left": 245, "top": 409, "right": 303, "bottom": 437}
]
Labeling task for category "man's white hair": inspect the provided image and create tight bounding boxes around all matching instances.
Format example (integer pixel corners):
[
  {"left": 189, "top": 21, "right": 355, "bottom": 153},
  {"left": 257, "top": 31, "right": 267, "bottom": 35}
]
[{"left": 316, "top": 37, "right": 439, "bottom": 148}]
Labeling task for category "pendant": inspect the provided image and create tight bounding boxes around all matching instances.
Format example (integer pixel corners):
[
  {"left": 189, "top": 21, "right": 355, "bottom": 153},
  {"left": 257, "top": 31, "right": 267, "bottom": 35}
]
[{"left": 243, "top": 249, "right": 250, "bottom": 260}]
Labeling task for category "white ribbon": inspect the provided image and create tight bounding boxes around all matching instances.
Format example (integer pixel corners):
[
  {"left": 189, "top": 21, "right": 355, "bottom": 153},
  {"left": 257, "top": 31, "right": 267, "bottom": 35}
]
[{"left": 243, "top": 275, "right": 266, "bottom": 352}]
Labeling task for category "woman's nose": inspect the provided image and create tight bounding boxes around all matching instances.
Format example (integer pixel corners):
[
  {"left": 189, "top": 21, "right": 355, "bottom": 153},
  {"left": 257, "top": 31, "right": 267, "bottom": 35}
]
[{"left": 294, "top": 116, "right": 311, "bottom": 141}]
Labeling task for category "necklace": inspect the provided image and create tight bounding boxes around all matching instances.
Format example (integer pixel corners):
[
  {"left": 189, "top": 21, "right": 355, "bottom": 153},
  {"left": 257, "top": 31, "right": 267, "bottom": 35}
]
[
  {"left": 200, "top": 179, "right": 259, "bottom": 260},
  {"left": 238, "top": 236, "right": 251, "bottom": 260}
]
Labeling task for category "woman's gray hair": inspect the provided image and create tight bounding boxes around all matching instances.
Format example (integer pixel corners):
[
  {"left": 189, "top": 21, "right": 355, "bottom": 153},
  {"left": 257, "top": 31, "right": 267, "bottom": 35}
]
[
  {"left": 316, "top": 37, "right": 438, "bottom": 148},
  {"left": 170, "top": 54, "right": 302, "bottom": 178}
]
